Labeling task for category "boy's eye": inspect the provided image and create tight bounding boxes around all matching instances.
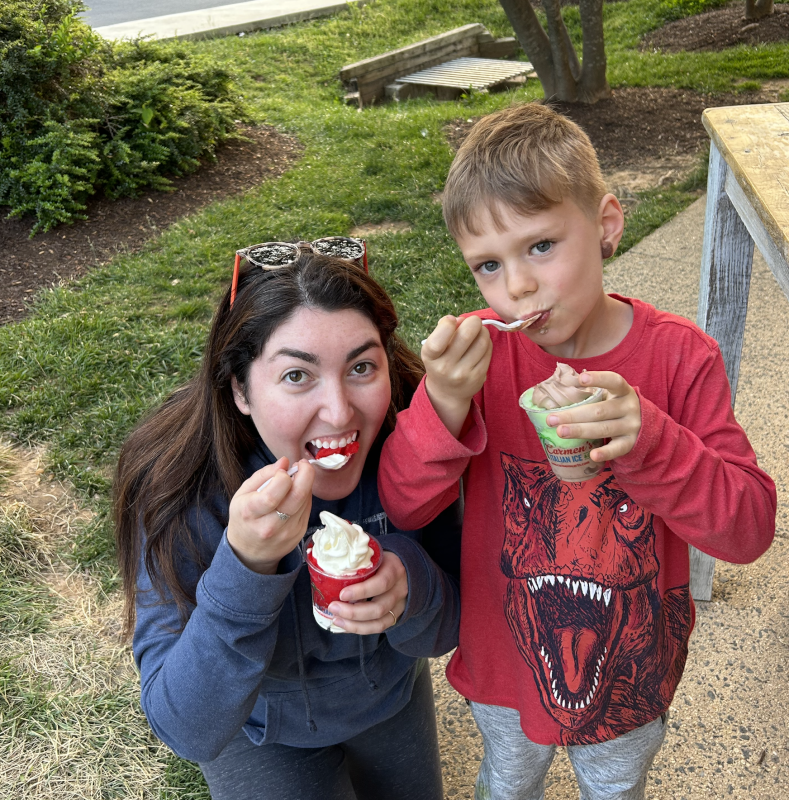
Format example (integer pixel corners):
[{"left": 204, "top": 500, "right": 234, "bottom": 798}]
[
  {"left": 530, "top": 241, "right": 553, "bottom": 255},
  {"left": 475, "top": 260, "right": 501, "bottom": 275}
]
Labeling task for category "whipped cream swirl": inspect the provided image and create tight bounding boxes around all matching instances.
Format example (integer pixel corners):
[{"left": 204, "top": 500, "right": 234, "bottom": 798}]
[{"left": 311, "top": 511, "right": 374, "bottom": 575}]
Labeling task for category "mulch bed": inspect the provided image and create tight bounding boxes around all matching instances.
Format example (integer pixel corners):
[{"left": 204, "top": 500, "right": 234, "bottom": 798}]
[
  {"left": 642, "top": 2, "right": 789, "bottom": 52},
  {"left": 445, "top": 86, "right": 767, "bottom": 169},
  {"left": 0, "top": 126, "right": 302, "bottom": 325},
  {"left": 2, "top": 5, "right": 788, "bottom": 326}
]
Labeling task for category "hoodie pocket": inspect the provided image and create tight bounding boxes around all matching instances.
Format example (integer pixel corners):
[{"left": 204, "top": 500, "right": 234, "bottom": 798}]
[{"left": 242, "top": 694, "right": 280, "bottom": 746}]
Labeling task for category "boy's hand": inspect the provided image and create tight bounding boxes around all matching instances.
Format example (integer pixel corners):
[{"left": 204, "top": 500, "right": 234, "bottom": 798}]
[
  {"left": 546, "top": 371, "right": 641, "bottom": 462},
  {"left": 422, "top": 315, "right": 492, "bottom": 438}
]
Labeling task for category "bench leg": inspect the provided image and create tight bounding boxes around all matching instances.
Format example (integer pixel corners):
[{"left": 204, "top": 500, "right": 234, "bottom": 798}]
[{"left": 692, "top": 140, "right": 756, "bottom": 602}]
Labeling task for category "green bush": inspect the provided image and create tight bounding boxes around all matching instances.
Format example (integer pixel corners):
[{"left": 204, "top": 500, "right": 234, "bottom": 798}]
[{"left": 0, "top": 0, "right": 247, "bottom": 234}]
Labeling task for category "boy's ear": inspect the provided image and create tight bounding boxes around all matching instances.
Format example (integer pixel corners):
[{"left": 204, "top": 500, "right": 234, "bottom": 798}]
[
  {"left": 231, "top": 376, "right": 251, "bottom": 415},
  {"left": 598, "top": 193, "right": 625, "bottom": 259}
]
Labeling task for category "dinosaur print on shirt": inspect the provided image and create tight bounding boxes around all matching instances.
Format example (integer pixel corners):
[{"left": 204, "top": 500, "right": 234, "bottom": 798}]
[{"left": 500, "top": 453, "right": 691, "bottom": 744}]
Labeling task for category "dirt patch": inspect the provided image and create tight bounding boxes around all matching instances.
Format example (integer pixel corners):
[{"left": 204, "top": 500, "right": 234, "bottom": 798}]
[
  {"left": 0, "top": 124, "right": 302, "bottom": 326},
  {"left": 0, "top": 441, "right": 93, "bottom": 542},
  {"left": 642, "top": 2, "right": 789, "bottom": 53},
  {"left": 0, "top": 442, "right": 163, "bottom": 799},
  {"left": 350, "top": 220, "right": 413, "bottom": 237}
]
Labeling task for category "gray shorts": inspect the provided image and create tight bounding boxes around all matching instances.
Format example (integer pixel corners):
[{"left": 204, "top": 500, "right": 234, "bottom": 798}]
[{"left": 471, "top": 701, "right": 668, "bottom": 800}]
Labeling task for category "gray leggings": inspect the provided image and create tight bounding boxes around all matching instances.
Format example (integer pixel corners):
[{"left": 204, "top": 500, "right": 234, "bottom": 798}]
[
  {"left": 199, "top": 664, "right": 443, "bottom": 800},
  {"left": 471, "top": 701, "right": 668, "bottom": 800}
]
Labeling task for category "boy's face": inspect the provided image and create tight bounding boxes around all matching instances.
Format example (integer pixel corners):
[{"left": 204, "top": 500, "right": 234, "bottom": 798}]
[{"left": 455, "top": 196, "right": 622, "bottom": 359}]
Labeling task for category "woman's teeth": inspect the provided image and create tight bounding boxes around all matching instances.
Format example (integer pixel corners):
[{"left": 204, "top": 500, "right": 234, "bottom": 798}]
[{"left": 309, "top": 431, "right": 358, "bottom": 451}]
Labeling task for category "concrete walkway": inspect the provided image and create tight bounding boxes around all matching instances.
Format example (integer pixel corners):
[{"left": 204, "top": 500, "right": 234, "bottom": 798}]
[
  {"left": 92, "top": 0, "right": 362, "bottom": 41},
  {"left": 430, "top": 196, "right": 789, "bottom": 799}
]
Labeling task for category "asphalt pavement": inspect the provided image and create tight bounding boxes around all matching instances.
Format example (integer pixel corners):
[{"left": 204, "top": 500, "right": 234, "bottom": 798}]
[
  {"left": 83, "top": 0, "right": 361, "bottom": 40},
  {"left": 80, "top": 0, "right": 244, "bottom": 28}
]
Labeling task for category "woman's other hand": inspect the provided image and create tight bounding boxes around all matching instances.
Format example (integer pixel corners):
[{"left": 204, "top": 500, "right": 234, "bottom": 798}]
[
  {"left": 327, "top": 551, "right": 407, "bottom": 634},
  {"left": 227, "top": 457, "right": 315, "bottom": 574}
]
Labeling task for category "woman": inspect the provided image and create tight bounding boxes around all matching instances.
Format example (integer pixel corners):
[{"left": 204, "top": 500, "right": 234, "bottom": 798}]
[{"left": 114, "top": 243, "right": 461, "bottom": 800}]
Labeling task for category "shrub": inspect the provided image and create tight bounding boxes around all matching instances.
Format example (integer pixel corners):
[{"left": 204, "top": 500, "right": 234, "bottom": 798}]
[{"left": 0, "top": 0, "right": 247, "bottom": 235}]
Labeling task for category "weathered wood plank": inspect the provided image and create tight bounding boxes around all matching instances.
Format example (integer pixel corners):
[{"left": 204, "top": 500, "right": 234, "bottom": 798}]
[
  {"left": 340, "top": 24, "right": 522, "bottom": 105},
  {"left": 395, "top": 57, "right": 533, "bottom": 91},
  {"left": 479, "top": 37, "right": 520, "bottom": 59},
  {"left": 692, "top": 104, "right": 789, "bottom": 602},
  {"left": 339, "top": 24, "right": 486, "bottom": 80},
  {"left": 698, "top": 141, "right": 755, "bottom": 402},
  {"left": 353, "top": 37, "right": 484, "bottom": 104},
  {"left": 702, "top": 104, "right": 789, "bottom": 266},
  {"left": 724, "top": 169, "right": 789, "bottom": 298},
  {"left": 352, "top": 36, "right": 481, "bottom": 89},
  {"left": 691, "top": 140, "right": 757, "bottom": 602},
  {"left": 689, "top": 546, "right": 716, "bottom": 603}
]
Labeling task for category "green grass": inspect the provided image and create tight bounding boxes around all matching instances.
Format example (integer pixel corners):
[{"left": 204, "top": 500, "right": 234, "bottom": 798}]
[
  {"left": 0, "top": 0, "right": 787, "bottom": 795},
  {"left": 0, "top": 506, "right": 57, "bottom": 636}
]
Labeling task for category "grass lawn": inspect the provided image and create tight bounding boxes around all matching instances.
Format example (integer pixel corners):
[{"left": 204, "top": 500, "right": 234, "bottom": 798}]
[{"left": 0, "top": 0, "right": 787, "bottom": 795}]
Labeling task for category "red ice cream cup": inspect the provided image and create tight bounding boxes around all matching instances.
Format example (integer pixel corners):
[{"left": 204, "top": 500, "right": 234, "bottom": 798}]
[{"left": 305, "top": 533, "right": 382, "bottom": 633}]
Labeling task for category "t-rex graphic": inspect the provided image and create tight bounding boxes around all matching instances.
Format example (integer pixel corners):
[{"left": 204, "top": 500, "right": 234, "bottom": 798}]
[{"left": 500, "top": 453, "right": 691, "bottom": 744}]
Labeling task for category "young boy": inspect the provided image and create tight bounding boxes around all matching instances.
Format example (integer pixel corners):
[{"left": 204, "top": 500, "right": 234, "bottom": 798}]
[{"left": 377, "top": 103, "right": 776, "bottom": 800}]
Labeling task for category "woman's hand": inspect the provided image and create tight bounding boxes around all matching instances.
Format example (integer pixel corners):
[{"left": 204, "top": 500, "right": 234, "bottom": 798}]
[
  {"left": 422, "top": 315, "right": 492, "bottom": 438},
  {"left": 227, "top": 457, "right": 315, "bottom": 574},
  {"left": 547, "top": 370, "right": 642, "bottom": 462},
  {"left": 327, "top": 551, "right": 408, "bottom": 634}
]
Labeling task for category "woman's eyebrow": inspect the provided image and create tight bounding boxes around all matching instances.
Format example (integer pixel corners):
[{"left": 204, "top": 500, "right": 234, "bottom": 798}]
[
  {"left": 346, "top": 340, "right": 381, "bottom": 362},
  {"left": 269, "top": 348, "right": 318, "bottom": 364}
]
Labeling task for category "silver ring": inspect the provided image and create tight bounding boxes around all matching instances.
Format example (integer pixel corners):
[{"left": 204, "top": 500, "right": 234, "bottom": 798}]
[
  {"left": 388, "top": 610, "right": 397, "bottom": 627},
  {"left": 275, "top": 510, "right": 290, "bottom": 522}
]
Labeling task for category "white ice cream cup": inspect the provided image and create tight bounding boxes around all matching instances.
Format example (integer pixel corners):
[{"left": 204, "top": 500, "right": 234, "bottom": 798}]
[{"left": 519, "top": 387, "right": 605, "bottom": 482}]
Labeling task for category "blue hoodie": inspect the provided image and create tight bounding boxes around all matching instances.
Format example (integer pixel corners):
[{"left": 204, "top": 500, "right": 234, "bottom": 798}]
[{"left": 133, "top": 437, "right": 461, "bottom": 762}]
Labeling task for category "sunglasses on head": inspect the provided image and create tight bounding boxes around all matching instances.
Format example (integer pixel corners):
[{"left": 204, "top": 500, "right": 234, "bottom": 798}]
[{"left": 230, "top": 237, "right": 368, "bottom": 306}]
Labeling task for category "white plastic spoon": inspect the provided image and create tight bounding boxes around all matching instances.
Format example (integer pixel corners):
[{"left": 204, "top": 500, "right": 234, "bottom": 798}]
[
  {"left": 481, "top": 313, "right": 542, "bottom": 332},
  {"left": 421, "top": 313, "right": 542, "bottom": 345},
  {"left": 257, "top": 454, "right": 349, "bottom": 492}
]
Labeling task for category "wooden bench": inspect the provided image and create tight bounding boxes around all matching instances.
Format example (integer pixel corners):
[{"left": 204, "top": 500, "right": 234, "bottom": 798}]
[
  {"left": 693, "top": 103, "right": 789, "bottom": 600},
  {"left": 340, "top": 23, "right": 521, "bottom": 107}
]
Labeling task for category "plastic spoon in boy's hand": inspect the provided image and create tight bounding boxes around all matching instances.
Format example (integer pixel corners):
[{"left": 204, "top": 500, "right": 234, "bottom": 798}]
[
  {"left": 258, "top": 454, "right": 348, "bottom": 492},
  {"left": 421, "top": 313, "right": 543, "bottom": 345}
]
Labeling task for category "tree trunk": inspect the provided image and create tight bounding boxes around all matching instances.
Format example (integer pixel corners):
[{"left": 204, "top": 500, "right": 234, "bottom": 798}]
[
  {"left": 498, "top": 0, "right": 558, "bottom": 99},
  {"left": 578, "top": 0, "right": 610, "bottom": 103},
  {"left": 745, "top": 0, "right": 774, "bottom": 20},
  {"left": 498, "top": 0, "right": 610, "bottom": 104}
]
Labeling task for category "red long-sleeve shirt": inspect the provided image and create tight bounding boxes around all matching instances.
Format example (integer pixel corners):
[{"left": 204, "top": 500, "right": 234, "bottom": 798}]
[{"left": 379, "top": 296, "right": 775, "bottom": 745}]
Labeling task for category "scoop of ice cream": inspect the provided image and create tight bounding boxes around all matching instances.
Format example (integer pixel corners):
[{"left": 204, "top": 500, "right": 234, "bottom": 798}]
[
  {"left": 531, "top": 363, "right": 593, "bottom": 410},
  {"left": 311, "top": 511, "right": 374, "bottom": 575}
]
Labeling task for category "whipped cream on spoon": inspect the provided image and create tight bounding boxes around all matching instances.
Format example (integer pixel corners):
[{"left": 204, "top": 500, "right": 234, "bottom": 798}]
[
  {"left": 421, "top": 313, "right": 542, "bottom": 345},
  {"left": 258, "top": 454, "right": 349, "bottom": 492}
]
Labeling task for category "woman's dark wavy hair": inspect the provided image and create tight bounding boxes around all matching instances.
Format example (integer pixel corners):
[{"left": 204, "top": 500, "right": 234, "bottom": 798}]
[{"left": 114, "top": 252, "right": 424, "bottom": 639}]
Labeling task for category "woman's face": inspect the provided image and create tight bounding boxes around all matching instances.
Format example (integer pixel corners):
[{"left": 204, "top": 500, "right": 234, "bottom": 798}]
[{"left": 233, "top": 307, "right": 392, "bottom": 501}]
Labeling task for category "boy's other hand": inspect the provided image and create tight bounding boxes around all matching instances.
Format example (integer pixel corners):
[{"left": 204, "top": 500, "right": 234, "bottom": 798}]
[
  {"left": 546, "top": 370, "right": 641, "bottom": 462},
  {"left": 422, "top": 315, "right": 492, "bottom": 438}
]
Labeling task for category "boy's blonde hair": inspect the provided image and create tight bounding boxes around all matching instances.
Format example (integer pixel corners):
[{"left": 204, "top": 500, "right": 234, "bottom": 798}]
[{"left": 442, "top": 103, "right": 607, "bottom": 238}]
